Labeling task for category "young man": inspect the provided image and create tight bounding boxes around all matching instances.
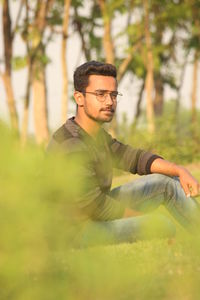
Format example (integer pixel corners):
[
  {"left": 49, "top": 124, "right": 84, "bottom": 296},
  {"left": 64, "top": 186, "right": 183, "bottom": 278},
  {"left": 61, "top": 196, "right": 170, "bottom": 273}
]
[{"left": 48, "top": 61, "right": 200, "bottom": 246}]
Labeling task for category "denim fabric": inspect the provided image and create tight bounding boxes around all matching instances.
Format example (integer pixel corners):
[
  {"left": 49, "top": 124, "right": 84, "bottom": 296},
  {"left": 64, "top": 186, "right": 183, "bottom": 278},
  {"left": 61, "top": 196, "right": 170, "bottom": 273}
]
[{"left": 77, "top": 174, "right": 200, "bottom": 247}]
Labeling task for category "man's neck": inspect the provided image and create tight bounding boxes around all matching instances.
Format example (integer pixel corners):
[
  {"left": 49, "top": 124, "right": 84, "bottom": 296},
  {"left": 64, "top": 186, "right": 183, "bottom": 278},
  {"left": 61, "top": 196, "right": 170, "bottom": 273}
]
[{"left": 74, "top": 115, "right": 101, "bottom": 137}]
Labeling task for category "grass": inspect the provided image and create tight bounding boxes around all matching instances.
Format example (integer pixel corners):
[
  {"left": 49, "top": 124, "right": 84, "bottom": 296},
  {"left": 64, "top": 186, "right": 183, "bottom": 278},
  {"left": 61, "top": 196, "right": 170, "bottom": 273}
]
[
  {"left": 1, "top": 123, "right": 200, "bottom": 300},
  {"left": 65, "top": 237, "right": 200, "bottom": 300}
]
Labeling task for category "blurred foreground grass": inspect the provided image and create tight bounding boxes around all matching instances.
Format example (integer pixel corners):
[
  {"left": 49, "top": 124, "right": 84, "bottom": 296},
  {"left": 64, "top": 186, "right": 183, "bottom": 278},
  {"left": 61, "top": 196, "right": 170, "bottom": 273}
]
[{"left": 1, "top": 123, "right": 200, "bottom": 300}]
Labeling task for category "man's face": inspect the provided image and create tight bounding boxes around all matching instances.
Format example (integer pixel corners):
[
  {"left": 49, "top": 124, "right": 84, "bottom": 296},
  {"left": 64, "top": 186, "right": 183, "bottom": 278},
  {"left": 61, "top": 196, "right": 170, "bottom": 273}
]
[{"left": 79, "top": 75, "right": 118, "bottom": 124}]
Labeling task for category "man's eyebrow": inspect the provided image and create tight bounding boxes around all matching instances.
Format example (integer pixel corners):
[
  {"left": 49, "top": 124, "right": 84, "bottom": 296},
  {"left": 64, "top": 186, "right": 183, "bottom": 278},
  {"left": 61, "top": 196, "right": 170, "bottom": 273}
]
[{"left": 95, "top": 89, "right": 118, "bottom": 92}]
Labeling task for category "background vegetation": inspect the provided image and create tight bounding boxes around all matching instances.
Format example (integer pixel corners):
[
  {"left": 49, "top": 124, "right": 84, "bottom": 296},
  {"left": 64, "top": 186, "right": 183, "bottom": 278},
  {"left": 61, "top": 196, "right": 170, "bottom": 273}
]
[{"left": 1, "top": 0, "right": 200, "bottom": 147}]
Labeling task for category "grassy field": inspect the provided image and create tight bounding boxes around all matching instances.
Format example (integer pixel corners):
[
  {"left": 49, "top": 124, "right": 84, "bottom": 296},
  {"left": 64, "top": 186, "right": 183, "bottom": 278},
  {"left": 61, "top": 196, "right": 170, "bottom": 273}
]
[{"left": 1, "top": 125, "right": 200, "bottom": 300}]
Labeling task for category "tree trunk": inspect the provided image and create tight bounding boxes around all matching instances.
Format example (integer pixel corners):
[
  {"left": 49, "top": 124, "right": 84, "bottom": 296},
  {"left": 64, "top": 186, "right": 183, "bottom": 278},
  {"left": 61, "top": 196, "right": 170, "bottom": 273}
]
[
  {"left": 117, "top": 39, "right": 142, "bottom": 82},
  {"left": 154, "top": 76, "right": 164, "bottom": 116},
  {"left": 98, "top": 0, "right": 114, "bottom": 64},
  {"left": 176, "top": 53, "right": 188, "bottom": 114},
  {"left": 143, "top": 0, "right": 155, "bottom": 133},
  {"left": 191, "top": 50, "right": 198, "bottom": 123},
  {"left": 31, "top": 1, "right": 55, "bottom": 144},
  {"left": 134, "top": 81, "right": 145, "bottom": 122},
  {"left": 61, "top": 0, "right": 71, "bottom": 123},
  {"left": 73, "top": 5, "right": 91, "bottom": 61},
  {"left": 131, "top": 80, "right": 145, "bottom": 131},
  {"left": 20, "top": 59, "right": 32, "bottom": 146},
  {"left": 32, "top": 63, "right": 49, "bottom": 144},
  {"left": 2, "top": 74, "right": 18, "bottom": 131},
  {"left": 2, "top": 0, "right": 18, "bottom": 131},
  {"left": 152, "top": 2, "right": 164, "bottom": 117},
  {"left": 98, "top": 0, "right": 117, "bottom": 136}
]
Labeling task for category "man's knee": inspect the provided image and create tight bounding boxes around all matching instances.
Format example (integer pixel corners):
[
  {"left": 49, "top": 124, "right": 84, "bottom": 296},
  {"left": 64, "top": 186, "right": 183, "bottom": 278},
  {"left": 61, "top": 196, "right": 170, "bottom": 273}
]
[
  {"left": 150, "top": 174, "right": 181, "bottom": 198},
  {"left": 149, "top": 173, "right": 174, "bottom": 186}
]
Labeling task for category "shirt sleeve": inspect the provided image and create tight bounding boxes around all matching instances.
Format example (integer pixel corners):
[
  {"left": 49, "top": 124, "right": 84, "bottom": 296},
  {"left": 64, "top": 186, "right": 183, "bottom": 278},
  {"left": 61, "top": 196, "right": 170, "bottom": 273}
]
[{"left": 104, "top": 131, "right": 163, "bottom": 175}]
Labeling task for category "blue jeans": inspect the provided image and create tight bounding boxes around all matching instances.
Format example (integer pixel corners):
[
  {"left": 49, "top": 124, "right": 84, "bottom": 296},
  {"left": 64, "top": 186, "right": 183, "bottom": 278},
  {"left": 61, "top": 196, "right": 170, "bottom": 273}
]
[{"left": 77, "top": 174, "right": 200, "bottom": 247}]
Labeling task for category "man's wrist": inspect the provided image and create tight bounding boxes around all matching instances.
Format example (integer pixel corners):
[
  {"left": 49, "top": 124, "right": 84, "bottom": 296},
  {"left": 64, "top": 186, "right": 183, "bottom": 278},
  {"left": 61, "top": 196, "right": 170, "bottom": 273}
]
[{"left": 176, "top": 165, "right": 187, "bottom": 177}]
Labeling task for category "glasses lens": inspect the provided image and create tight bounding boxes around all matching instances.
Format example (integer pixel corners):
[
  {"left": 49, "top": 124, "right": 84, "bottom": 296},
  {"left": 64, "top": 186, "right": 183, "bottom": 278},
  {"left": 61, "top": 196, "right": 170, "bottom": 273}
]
[
  {"left": 96, "top": 91, "right": 106, "bottom": 102},
  {"left": 110, "top": 92, "right": 118, "bottom": 101}
]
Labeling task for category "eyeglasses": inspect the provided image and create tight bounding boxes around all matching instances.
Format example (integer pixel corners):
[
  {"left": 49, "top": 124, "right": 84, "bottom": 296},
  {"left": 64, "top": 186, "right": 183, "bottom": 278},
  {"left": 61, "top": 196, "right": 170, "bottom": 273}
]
[{"left": 80, "top": 90, "right": 123, "bottom": 102}]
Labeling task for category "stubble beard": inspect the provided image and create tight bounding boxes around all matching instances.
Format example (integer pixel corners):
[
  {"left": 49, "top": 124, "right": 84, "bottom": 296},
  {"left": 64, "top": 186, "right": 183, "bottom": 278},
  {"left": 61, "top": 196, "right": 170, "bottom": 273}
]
[{"left": 85, "top": 106, "right": 115, "bottom": 124}]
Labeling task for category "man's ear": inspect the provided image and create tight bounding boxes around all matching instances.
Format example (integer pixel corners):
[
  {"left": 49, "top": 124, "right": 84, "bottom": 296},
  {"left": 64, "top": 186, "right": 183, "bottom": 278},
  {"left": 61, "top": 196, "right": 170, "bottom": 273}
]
[{"left": 74, "top": 91, "right": 84, "bottom": 107}]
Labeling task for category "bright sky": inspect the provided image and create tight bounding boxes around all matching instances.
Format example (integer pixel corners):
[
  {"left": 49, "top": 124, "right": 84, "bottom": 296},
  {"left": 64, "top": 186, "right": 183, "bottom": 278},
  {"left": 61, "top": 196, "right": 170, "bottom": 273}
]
[{"left": 0, "top": 3, "right": 199, "bottom": 134}]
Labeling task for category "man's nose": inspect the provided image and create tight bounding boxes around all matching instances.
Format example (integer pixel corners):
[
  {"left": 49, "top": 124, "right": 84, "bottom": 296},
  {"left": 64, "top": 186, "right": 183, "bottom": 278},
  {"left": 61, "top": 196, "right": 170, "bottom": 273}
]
[{"left": 104, "top": 93, "right": 113, "bottom": 104}]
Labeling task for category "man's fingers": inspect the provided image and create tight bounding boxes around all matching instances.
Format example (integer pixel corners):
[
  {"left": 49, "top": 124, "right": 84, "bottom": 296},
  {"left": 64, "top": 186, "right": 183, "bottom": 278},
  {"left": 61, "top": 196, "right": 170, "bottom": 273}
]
[
  {"left": 180, "top": 175, "right": 200, "bottom": 198},
  {"left": 181, "top": 183, "right": 196, "bottom": 197},
  {"left": 190, "top": 183, "right": 200, "bottom": 197},
  {"left": 181, "top": 183, "right": 191, "bottom": 198}
]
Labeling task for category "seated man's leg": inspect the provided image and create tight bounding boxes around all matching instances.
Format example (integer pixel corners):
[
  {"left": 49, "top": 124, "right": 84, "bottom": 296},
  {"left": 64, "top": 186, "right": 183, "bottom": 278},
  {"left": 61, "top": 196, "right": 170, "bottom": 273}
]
[
  {"left": 76, "top": 214, "right": 176, "bottom": 248},
  {"left": 110, "top": 174, "right": 200, "bottom": 232}
]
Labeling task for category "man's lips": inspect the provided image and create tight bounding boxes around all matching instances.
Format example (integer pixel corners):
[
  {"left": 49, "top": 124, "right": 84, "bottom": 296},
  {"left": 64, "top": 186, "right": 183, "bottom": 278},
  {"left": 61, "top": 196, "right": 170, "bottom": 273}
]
[{"left": 100, "top": 108, "right": 115, "bottom": 113}]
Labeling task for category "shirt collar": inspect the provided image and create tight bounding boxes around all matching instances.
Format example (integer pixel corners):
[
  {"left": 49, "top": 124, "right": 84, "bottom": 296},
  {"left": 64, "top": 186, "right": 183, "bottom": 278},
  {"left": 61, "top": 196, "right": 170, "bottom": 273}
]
[{"left": 64, "top": 117, "right": 105, "bottom": 143}]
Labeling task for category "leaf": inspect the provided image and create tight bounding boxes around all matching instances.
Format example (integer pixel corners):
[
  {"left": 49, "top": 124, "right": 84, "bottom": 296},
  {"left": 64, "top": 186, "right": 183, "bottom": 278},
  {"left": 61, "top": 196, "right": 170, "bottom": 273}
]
[{"left": 12, "top": 56, "right": 27, "bottom": 71}]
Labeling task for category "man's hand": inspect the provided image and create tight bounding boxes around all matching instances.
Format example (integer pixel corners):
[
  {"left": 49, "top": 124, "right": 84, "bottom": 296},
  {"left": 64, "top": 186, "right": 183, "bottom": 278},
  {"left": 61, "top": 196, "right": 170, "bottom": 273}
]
[
  {"left": 150, "top": 158, "right": 200, "bottom": 197},
  {"left": 178, "top": 167, "right": 200, "bottom": 197}
]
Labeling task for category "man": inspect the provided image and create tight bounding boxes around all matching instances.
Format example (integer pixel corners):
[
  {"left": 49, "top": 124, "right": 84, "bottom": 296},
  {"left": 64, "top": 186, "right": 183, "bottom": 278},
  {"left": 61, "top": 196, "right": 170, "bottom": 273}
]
[{"left": 48, "top": 61, "right": 200, "bottom": 246}]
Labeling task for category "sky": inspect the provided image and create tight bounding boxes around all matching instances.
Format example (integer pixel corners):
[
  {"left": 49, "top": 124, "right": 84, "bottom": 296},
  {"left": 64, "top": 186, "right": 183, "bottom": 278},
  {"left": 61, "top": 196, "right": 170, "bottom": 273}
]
[{"left": 0, "top": 2, "right": 200, "bottom": 134}]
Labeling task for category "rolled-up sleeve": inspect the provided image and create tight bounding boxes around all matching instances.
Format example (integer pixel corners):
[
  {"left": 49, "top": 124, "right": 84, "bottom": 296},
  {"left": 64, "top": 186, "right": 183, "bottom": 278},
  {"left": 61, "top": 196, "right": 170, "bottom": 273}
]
[{"left": 105, "top": 133, "right": 162, "bottom": 175}]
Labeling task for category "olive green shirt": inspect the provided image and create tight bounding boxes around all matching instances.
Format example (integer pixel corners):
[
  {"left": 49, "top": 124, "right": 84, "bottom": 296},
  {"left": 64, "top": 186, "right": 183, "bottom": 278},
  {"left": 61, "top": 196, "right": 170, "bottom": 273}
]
[{"left": 47, "top": 117, "right": 161, "bottom": 221}]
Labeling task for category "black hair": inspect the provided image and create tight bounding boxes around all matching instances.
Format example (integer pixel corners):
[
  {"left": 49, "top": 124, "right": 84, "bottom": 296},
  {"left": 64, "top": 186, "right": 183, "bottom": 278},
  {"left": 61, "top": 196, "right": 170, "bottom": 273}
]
[{"left": 73, "top": 61, "right": 117, "bottom": 92}]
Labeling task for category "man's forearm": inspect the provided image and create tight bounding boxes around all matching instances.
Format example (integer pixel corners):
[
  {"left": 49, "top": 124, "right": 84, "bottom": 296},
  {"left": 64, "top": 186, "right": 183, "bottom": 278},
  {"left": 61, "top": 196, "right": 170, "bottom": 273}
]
[
  {"left": 122, "top": 158, "right": 200, "bottom": 218},
  {"left": 150, "top": 158, "right": 200, "bottom": 197},
  {"left": 150, "top": 158, "right": 182, "bottom": 177}
]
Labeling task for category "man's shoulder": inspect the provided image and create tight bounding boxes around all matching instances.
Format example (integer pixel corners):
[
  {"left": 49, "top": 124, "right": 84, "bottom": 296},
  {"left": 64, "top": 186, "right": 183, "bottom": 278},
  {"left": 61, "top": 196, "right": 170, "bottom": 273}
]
[
  {"left": 52, "top": 123, "right": 72, "bottom": 144},
  {"left": 48, "top": 119, "right": 87, "bottom": 153}
]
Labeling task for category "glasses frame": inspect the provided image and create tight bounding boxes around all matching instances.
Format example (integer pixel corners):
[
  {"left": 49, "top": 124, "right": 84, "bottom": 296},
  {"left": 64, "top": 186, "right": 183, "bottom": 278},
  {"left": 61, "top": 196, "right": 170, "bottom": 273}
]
[{"left": 79, "top": 90, "right": 123, "bottom": 103}]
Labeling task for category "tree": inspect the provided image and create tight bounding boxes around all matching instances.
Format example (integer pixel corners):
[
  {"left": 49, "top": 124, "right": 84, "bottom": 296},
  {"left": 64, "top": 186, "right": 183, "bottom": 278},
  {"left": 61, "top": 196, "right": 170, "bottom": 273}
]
[
  {"left": 61, "top": 0, "right": 71, "bottom": 123},
  {"left": 143, "top": 0, "right": 155, "bottom": 133},
  {"left": 98, "top": 0, "right": 114, "bottom": 64},
  {"left": 98, "top": 0, "right": 117, "bottom": 135},
  {"left": 1, "top": 0, "right": 22, "bottom": 132},
  {"left": 20, "top": 0, "right": 33, "bottom": 146},
  {"left": 31, "top": 1, "right": 55, "bottom": 144},
  {"left": 190, "top": 1, "right": 200, "bottom": 123}
]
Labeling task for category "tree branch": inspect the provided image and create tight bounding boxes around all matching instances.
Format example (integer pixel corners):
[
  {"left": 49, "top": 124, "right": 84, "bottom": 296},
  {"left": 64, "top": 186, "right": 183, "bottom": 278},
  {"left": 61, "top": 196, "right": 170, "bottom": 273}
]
[
  {"left": 117, "top": 37, "right": 144, "bottom": 82},
  {"left": 73, "top": 5, "right": 91, "bottom": 61},
  {"left": 12, "top": 0, "right": 24, "bottom": 40}
]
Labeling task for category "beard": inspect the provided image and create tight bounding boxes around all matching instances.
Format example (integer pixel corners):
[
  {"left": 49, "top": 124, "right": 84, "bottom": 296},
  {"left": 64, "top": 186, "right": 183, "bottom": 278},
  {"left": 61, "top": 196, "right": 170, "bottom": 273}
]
[{"left": 84, "top": 105, "right": 116, "bottom": 124}]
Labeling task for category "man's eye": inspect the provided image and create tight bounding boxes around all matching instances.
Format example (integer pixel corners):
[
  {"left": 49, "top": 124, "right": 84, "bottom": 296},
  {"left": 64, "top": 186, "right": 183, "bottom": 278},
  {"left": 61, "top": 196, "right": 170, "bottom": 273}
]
[
  {"left": 96, "top": 92, "right": 105, "bottom": 97},
  {"left": 111, "top": 93, "right": 117, "bottom": 98}
]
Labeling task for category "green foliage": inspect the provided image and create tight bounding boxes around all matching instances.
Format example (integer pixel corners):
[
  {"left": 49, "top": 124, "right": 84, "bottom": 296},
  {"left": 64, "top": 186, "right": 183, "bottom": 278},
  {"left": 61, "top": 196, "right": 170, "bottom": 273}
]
[
  {"left": 118, "top": 103, "right": 200, "bottom": 164},
  {"left": 105, "top": 0, "right": 127, "bottom": 16},
  {"left": 71, "top": 0, "right": 83, "bottom": 9},
  {"left": 40, "top": 54, "right": 52, "bottom": 66},
  {"left": 12, "top": 56, "right": 27, "bottom": 71},
  {"left": 0, "top": 123, "right": 87, "bottom": 299}
]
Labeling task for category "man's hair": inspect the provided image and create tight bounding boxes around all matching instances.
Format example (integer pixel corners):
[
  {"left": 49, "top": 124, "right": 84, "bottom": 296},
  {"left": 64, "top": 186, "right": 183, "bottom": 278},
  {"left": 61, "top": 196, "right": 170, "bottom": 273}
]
[{"left": 73, "top": 61, "right": 117, "bottom": 92}]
